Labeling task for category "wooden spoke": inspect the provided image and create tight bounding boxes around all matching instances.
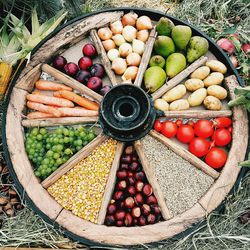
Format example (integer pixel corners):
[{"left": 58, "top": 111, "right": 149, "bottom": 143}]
[
  {"left": 134, "top": 28, "right": 157, "bottom": 87},
  {"left": 42, "top": 64, "right": 102, "bottom": 102},
  {"left": 152, "top": 56, "right": 208, "bottom": 100},
  {"left": 22, "top": 116, "right": 99, "bottom": 127},
  {"left": 134, "top": 140, "right": 172, "bottom": 220},
  {"left": 162, "top": 110, "right": 232, "bottom": 119},
  {"left": 90, "top": 30, "right": 118, "bottom": 86},
  {"left": 42, "top": 133, "right": 108, "bottom": 189},
  {"left": 150, "top": 130, "right": 220, "bottom": 179},
  {"left": 97, "top": 142, "right": 125, "bottom": 224}
]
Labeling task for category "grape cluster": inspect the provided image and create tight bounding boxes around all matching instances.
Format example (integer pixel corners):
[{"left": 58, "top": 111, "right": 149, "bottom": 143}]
[{"left": 25, "top": 126, "right": 96, "bottom": 180}]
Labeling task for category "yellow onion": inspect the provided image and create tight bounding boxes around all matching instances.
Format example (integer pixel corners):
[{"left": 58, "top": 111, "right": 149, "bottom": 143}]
[
  {"left": 107, "top": 49, "right": 120, "bottom": 61},
  {"left": 122, "top": 25, "right": 137, "bottom": 42},
  {"left": 112, "top": 58, "right": 127, "bottom": 75},
  {"left": 136, "top": 30, "right": 149, "bottom": 42},
  {"left": 136, "top": 16, "right": 153, "bottom": 30},
  {"left": 102, "top": 39, "right": 116, "bottom": 51},
  {"left": 126, "top": 52, "right": 141, "bottom": 66},
  {"left": 97, "top": 27, "right": 112, "bottom": 40},
  {"left": 110, "top": 20, "right": 123, "bottom": 34},
  {"left": 112, "top": 34, "right": 126, "bottom": 46},
  {"left": 132, "top": 39, "right": 145, "bottom": 55},
  {"left": 121, "top": 12, "right": 138, "bottom": 26},
  {"left": 119, "top": 43, "right": 132, "bottom": 57},
  {"left": 122, "top": 66, "right": 139, "bottom": 81}
]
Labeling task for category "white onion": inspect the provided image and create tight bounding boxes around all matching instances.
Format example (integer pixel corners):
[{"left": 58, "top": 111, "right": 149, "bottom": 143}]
[
  {"left": 126, "top": 52, "right": 141, "bottom": 66},
  {"left": 110, "top": 20, "right": 123, "bottom": 34},
  {"left": 119, "top": 43, "right": 132, "bottom": 57},
  {"left": 102, "top": 40, "right": 116, "bottom": 51},
  {"left": 136, "top": 30, "right": 149, "bottom": 42},
  {"left": 122, "top": 25, "right": 137, "bottom": 42},
  {"left": 112, "top": 34, "right": 126, "bottom": 46},
  {"left": 97, "top": 27, "right": 112, "bottom": 40},
  {"left": 111, "top": 58, "right": 127, "bottom": 75},
  {"left": 136, "top": 16, "right": 153, "bottom": 30},
  {"left": 132, "top": 39, "right": 145, "bottom": 55},
  {"left": 122, "top": 66, "right": 139, "bottom": 81},
  {"left": 121, "top": 12, "right": 138, "bottom": 26},
  {"left": 107, "top": 49, "right": 120, "bottom": 61}
]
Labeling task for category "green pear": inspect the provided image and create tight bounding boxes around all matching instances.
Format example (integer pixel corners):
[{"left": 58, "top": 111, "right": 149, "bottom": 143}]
[
  {"left": 166, "top": 53, "right": 186, "bottom": 78},
  {"left": 156, "top": 17, "right": 175, "bottom": 36},
  {"left": 187, "top": 36, "right": 209, "bottom": 63},
  {"left": 171, "top": 25, "right": 192, "bottom": 50},
  {"left": 149, "top": 55, "right": 166, "bottom": 68},
  {"left": 154, "top": 36, "right": 175, "bottom": 58},
  {"left": 144, "top": 66, "right": 166, "bottom": 93}
]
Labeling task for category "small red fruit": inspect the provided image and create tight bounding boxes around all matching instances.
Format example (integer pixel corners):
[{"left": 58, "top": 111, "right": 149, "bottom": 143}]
[
  {"left": 242, "top": 43, "right": 250, "bottom": 54},
  {"left": 124, "top": 213, "right": 133, "bottom": 226},
  {"left": 113, "top": 191, "right": 124, "bottom": 201},
  {"left": 177, "top": 124, "right": 195, "bottom": 143},
  {"left": 151, "top": 204, "right": 161, "bottom": 215},
  {"left": 82, "top": 43, "right": 96, "bottom": 57},
  {"left": 53, "top": 55, "right": 67, "bottom": 70},
  {"left": 124, "top": 197, "right": 135, "bottom": 209},
  {"left": 135, "top": 181, "right": 144, "bottom": 192},
  {"left": 213, "top": 117, "right": 232, "bottom": 128},
  {"left": 147, "top": 214, "right": 156, "bottom": 224},
  {"left": 213, "top": 128, "right": 232, "bottom": 146},
  {"left": 78, "top": 57, "right": 93, "bottom": 70},
  {"left": 115, "top": 210, "right": 126, "bottom": 220},
  {"left": 117, "top": 180, "right": 127, "bottom": 190},
  {"left": 147, "top": 195, "right": 157, "bottom": 205},
  {"left": 121, "top": 154, "right": 132, "bottom": 164},
  {"left": 127, "top": 186, "right": 136, "bottom": 196},
  {"left": 129, "top": 162, "right": 140, "bottom": 171},
  {"left": 120, "top": 163, "right": 129, "bottom": 170},
  {"left": 134, "top": 193, "right": 144, "bottom": 206},
  {"left": 161, "top": 121, "right": 178, "bottom": 138},
  {"left": 154, "top": 120, "right": 162, "bottom": 132},
  {"left": 194, "top": 120, "right": 214, "bottom": 139},
  {"left": 134, "top": 171, "right": 146, "bottom": 181},
  {"left": 205, "top": 147, "right": 227, "bottom": 169},
  {"left": 105, "top": 215, "right": 115, "bottom": 226},
  {"left": 189, "top": 137, "right": 210, "bottom": 158},
  {"left": 87, "top": 76, "right": 102, "bottom": 92},
  {"left": 116, "top": 170, "right": 127, "bottom": 179},
  {"left": 142, "top": 184, "right": 153, "bottom": 196},
  {"left": 127, "top": 176, "right": 136, "bottom": 186},
  {"left": 107, "top": 203, "right": 117, "bottom": 214},
  {"left": 175, "top": 119, "right": 182, "bottom": 127},
  {"left": 116, "top": 220, "right": 124, "bottom": 227},
  {"left": 138, "top": 216, "right": 147, "bottom": 226},
  {"left": 127, "top": 171, "right": 134, "bottom": 177},
  {"left": 141, "top": 204, "right": 151, "bottom": 216},
  {"left": 64, "top": 62, "right": 79, "bottom": 77},
  {"left": 131, "top": 207, "right": 141, "bottom": 218},
  {"left": 131, "top": 155, "right": 138, "bottom": 162}
]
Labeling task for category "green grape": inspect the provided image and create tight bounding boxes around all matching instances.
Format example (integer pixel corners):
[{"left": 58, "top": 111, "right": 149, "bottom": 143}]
[
  {"left": 36, "top": 134, "right": 43, "bottom": 141},
  {"left": 83, "top": 141, "right": 88, "bottom": 146},
  {"left": 46, "top": 168, "right": 52, "bottom": 174},
  {"left": 42, "top": 158, "right": 50, "bottom": 165},
  {"left": 69, "top": 131, "right": 74, "bottom": 137},
  {"left": 46, "top": 150, "right": 54, "bottom": 157},
  {"left": 53, "top": 153, "right": 60, "bottom": 159},
  {"left": 40, "top": 148, "right": 45, "bottom": 154},
  {"left": 76, "top": 139, "right": 83, "bottom": 146},
  {"left": 78, "top": 126, "right": 85, "bottom": 132},
  {"left": 31, "top": 128, "right": 39, "bottom": 136},
  {"left": 36, "top": 142, "right": 43, "bottom": 150},
  {"left": 56, "top": 145, "right": 64, "bottom": 152},
  {"left": 34, "top": 153, "right": 39, "bottom": 158},
  {"left": 76, "top": 146, "right": 82, "bottom": 151},
  {"left": 29, "top": 148, "right": 35, "bottom": 155},
  {"left": 63, "top": 128, "right": 69, "bottom": 136},
  {"left": 41, "top": 168, "right": 47, "bottom": 176},
  {"left": 52, "top": 166, "right": 57, "bottom": 172},
  {"left": 50, "top": 159, "right": 56, "bottom": 166},
  {"left": 79, "top": 131, "right": 87, "bottom": 138},
  {"left": 62, "top": 157, "right": 68, "bottom": 163},
  {"left": 39, "top": 128, "right": 47, "bottom": 135},
  {"left": 46, "top": 143, "right": 52, "bottom": 149},
  {"left": 52, "top": 145, "right": 58, "bottom": 152},
  {"left": 35, "top": 170, "right": 41, "bottom": 177},
  {"left": 59, "top": 138, "right": 64, "bottom": 144},
  {"left": 88, "top": 128, "right": 94, "bottom": 134},
  {"left": 64, "top": 148, "right": 72, "bottom": 155},
  {"left": 69, "top": 137, "right": 74, "bottom": 143},
  {"left": 87, "top": 132, "right": 95, "bottom": 141},
  {"left": 53, "top": 137, "right": 59, "bottom": 144},
  {"left": 64, "top": 137, "right": 70, "bottom": 144},
  {"left": 26, "top": 138, "right": 33, "bottom": 144},
  {"left": 74, "top": 130, "right": 80, "bottom": 137},
  {"left": 56, "top": 158, "right": 63, "bottom": 166}
]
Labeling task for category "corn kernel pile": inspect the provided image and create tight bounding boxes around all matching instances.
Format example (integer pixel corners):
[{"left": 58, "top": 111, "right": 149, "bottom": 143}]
[{"left": 48, "top": 138, "right": 117, "bottom": 223}]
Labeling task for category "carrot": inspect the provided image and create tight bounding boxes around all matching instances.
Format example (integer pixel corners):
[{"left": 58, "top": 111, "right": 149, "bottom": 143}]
[
  {"left": 26, "top": 94, "right": 74, "bottom": 107},
  {"left": 57, "top": 107, "right": 98, "bottom": 117},
  {"left": 27, "top": 112, "right": 56, "bottom": 119},
  {"left": 27, "top": 101, "right": 61, "bottom": 117},
  {"left": 36, "top": 79, "right": 72, "bottom": 91},
  {"left": 56, "top": 90, "right": 99, "bottom": 111},
  {"left": 53, "top": 91, "right": 62, "bottom": 98}
]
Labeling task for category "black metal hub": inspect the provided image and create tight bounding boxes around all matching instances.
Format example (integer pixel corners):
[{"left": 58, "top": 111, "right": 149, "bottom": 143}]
[{"left": 99, "top": 84, "right": 157, "bottom": 142}]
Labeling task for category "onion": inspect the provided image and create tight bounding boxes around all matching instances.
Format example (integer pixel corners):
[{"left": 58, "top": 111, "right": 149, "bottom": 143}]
[
  {"left": 122, "top": 25, "right": 137, "bottom": 42},
  {"left": 112, "top": 58, "right": 127, "bottom": 75},
  {"left": 242, "top": 43, "right": 250, "bottom": 54},
  {"left": 119, "top": 43, "right": 133, "bottom": 57},
  {"left": 110, "top": 20, "right": 123, "bottom": 34},
  {"left": 229, "top": 55, "right": 238, "bottom": 68},
  {"left": 217, "top": 38, "right": 235, "bottom": 54},
  {"left": 136, "top": 16, "right": 153, "bottom": 30},
  {"left": 107, "top": 49, "right": 120, "bottom": 61},
  {"left": 122, "top": 66, "right": 139, "bottom": 81},
  {"left": 136, "top": 30, "right": 149, "bottom": 42},
  {"left": 126, "top": 52, "right": 141, "bottom": 66},
  {"left": 122, "top": 12, "right": 138, "bottom": 26},
  {"left": 98, "top": 27, "right": 112, "bottom": 40},
  {"left": 132, "top": 39, "right": 145, "bottom": 55},
  {"left": 112, "top": 34, "right": 126, "bottom": 46},
  {"left": 102, "top": 40, "right": 116, "bottom": 51}
]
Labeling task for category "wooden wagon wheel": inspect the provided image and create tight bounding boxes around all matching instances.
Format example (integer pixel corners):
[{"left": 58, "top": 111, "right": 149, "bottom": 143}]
[{"left": 3, "top": 8, "right": 248, "bottom": 246}]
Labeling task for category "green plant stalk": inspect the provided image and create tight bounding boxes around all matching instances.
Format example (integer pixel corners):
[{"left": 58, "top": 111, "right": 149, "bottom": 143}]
[{"left": 228, "top": 95, "right": 248, "bottom": 107}]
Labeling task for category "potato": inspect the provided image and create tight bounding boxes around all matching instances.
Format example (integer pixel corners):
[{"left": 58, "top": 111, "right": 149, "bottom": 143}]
[
  {"left": 207, "top": 85, "right": 227, "bottom": 100},
  {"left": 162, "top": 84, "right": 186, "bottom": 102},
  {"left": 203, "top": 96, "right": 222, "bottom": 110},
  {"left": 188, "top": 88, "right": 207, "bottom": 107},
  {"left": 184, "top": 79, "right": 204, "bottom": 92},
  {"left": 203, "top": 72, "right": 224, "bottom": 87},
  {"left": 154, "top": 98, "right": 169, "bottom": 111},
  {"left": 206, "top": 60, "right": 227, "bottom": 74},
  {"left": 190, "top": 66, "right": 210, "bottom": 80},
  {"left": 169, "top": 99, "right": 190, "bottom": 111}
]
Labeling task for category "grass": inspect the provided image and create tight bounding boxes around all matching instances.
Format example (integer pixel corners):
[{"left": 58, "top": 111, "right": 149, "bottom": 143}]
[{"left": 1, "top": 0, "right": 250, "bottom": 249}]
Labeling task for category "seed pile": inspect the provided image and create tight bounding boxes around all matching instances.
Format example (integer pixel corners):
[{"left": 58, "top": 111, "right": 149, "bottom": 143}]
[
  {"left": 48, "top": 138, "right": 117, "bottom": 223},
  {"left": 141, "top": 135, "right": 214, "bottom": 216}
]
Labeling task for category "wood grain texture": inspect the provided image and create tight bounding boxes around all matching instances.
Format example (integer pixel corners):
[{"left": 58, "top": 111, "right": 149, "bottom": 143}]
[
  {"left": 6, "top": 87, "right": 63, "bottom": 219},
  {"left": 97, "top": 142, "right": 125, "bottom": 224},
  {"left": 152, "top": 56, "right": 208, "bottom": 100},
  {"left": 22, "top": 116, "right": 98, "bottom": 127},
  {"left": 134, "top": 140, "right": 172, "bottom": 220},
  {"left": 150, "top": 130, "right": 220, "bottom": 179},
  {"left": 134, "top": 28, "right": 157, "bottom": 87},
  {"left": 42, "top": 133, "right": 108, "bottom": 189},
  {"left": 90, "top": 29, "right": 118, "bottom": 86},
  {"left": 42, "top": 64, "right": 102, "bottom": 102},
  {"left": 199, "top": 75, "right": 248, "bottom": 213}
]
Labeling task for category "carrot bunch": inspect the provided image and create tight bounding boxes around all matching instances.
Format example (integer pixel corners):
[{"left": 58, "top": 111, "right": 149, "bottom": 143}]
[{"left": 26, "top": 80, "right": 99, "bottom": 119}]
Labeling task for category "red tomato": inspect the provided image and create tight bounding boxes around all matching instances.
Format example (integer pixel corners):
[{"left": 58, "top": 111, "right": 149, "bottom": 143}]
[
  {"left": 177, "top": 125, "right": 194, "bottom": 143},
  {"left": 154, "top": 120, "right": 162, "bottom": 132},
  {"left": 205, "top": 147, "right": 227, "bottom": 169},
  {"left": 161, "top": 121, "right": 177, "bottom": 138},
  {"left": 228, "top": 126, "right": 233, "bottom": 133},
  {"left": 189, "top": 137, "right": 210, "bottom": 157},
  {"left": 213, "top": 117, "right": 232, "bottom": 128},
  {"left": 212, "top": 128, "right": 231, "bottom": 146},
  {"left": 188, "top": 120, "right": 195, "bottom": 127},
  {"left": 175, "top": 119, "right": 182, "bottom": 127},
  {"left": 194, "top": 120, "right": 214, "bottom": 138}
]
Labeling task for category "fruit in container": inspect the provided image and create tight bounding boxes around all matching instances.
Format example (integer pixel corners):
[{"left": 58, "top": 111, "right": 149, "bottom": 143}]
[
  {"left": 187, "top": 88, "right": 207, "bottom": 106},
  {"left": 169, "top": 99, "right": 189, "bottom": 111},
  {"left": 110, "top": 20, "right": 123, "bottom": 34},
  {"left": 78, "top": 57, "right": 92, "bottom": 70},
  {"left": 212, "top": 128, "right": 231, "bottom": 146},
  {"left": 154, "top": 36, "right": 175, "bottom": 58},
  {"left": 184, "top": 78, "right": 204, "bottom": 91},
  {"left": 166, "top": 53, "right": 186, "bottom": 78},
  {"left": 87, "top": 77, "right": 103, "bottom": 92},
  {"left": 136, "top": 16, "right": 153, "bottom": 30},
  {"left": 189, "top": 137, "right": 210, "bottom": 157},
  {"left": 207, "top": 85, "right": 227, "bottom": 100},
  {"left": 203, "top": 72, "right": 224, "bottom": 87},
  {"left": 102, "top": 40, "right": 116, "bottom": 51},
  {"left": 171, "top": 25, "right": 192, "bottom": 50},
  {"left": 64, "top": 62, "right": 79, "bottom": 77},
  {"left": 205, "top": 60, "right": 227, "bottom": 74},
  {"left": 122, "top": 66, "right": 139, "bottom": 81},
  {"left": 187, "top": 36, "right": 209, "bottom": 63},
  {"left": 53, "top": 55, "right": 67, "bottom": 70},
  {"left": 90, "top": 63, "right": 105, "bottom": 78},
  {"left": 76, "top": 70, "right": 91, "bottom": 84},
  {"left": 98, "top": 27, "right": 112, "bottom": 40},
  {"left": 144, "top": 66, "right": 167, "bottom": 93},
  {"left": 126, "top": 53, "right": 141, "bottom": 66},
  {"left": 82, "top": 43, "right": 96, "bottom": 58},
  {"left": 194, "top": 120, "right": 214, "bottom": 138},
  {"left": 112, "top": 34, "right": 126, "bottom": 46},
  {"left": 154, "top": 98, "right": 169, "bottom": 111},
  {"left": 176, "top": 124, "right": 195, "bottom": 143},
  {"left": 119, "top": 43, "right": 133, "bottom": 57},
  {"left": 136, "top": 30, "right": 149, "bottom": 42},
  {"left": 112, "top": 58, "right": 127, "bottom": 75},
  {"left": 190, "top": 66, "right": 210, "bottom": 80},
  {"left": 162, "top": 84, "right": 186, "bottom": 102},
  {"left": 132, "top": 39, "right": 145, "bottom": 55},
  {"left": 122, "top": 25, "right": 137, "bottom": 42},
  {"left": 203, "top": 96, "right": 222, "bottom": 110},
  {"left": 107, "top": 49, "right": 120, "bottom": 61},
  {"left": 99, "top": 85, "right": 111, "bottom": 96},
  {"left": 149, "top": 55, "right": 165, "bottom": 68},
  {"left": 122, "top": 12, "right": 138, "bottom": 27},
  {"left": 161, "top": 121, "right": 178, "bottom": 138},
  {"left": 156, "top": 17, "right": 175, "bottom": 36},
  {"left": 205, "top": 147, "right": 227, "bottom": 169}
]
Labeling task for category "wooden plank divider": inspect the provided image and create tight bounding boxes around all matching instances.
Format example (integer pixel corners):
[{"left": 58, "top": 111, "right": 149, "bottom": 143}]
[
  {"left": 42, "top": 64, "right": 103, "bottom": 102},
  {"left": 134, "top": 140, "right": 172, "bottom": 220},
  {"left": 152, "top": 56, "right": 208, "bottom": 100},
  {"left": 150, "top": 130, "right": 220, "bottom": 179},
  {"left": 97, "top": 142, "right": 125, "bottom": 224},
  {"left": 42, "top": 133, "right": 108, "bottom": 189}
]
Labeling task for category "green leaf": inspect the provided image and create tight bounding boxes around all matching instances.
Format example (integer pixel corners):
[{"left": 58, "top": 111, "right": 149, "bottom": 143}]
[{"left": 31, "top": 8, "right": 40, "bottom": 35}]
